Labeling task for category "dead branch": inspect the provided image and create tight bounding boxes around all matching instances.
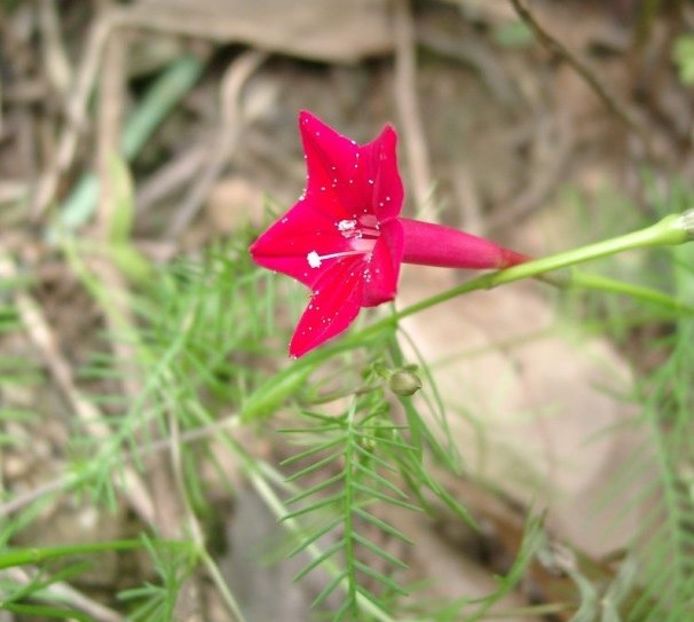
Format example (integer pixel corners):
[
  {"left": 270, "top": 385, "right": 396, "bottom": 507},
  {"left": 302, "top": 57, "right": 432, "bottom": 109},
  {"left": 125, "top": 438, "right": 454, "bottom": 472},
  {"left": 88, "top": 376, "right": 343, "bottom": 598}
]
[{"left": 509, "top": 0, "right": 656, "bottom": 160}]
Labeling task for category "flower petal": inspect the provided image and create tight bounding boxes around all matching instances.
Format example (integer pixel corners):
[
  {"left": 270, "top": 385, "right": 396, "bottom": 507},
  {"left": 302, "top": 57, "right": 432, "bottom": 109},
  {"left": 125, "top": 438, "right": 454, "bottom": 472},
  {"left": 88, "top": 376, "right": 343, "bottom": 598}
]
[
  {"left": 249, "top": 194, "right": 350, "bottom": 288},
  {"left": 299, "top": 110, "right": 368, "bottom": 219},
  {"left": 360, "top": 125, "right": 404, "bottom": 221},
  {"left": 400, "top": 218, "right": 529, "bottom": 269},
  {"left": 363, "top": 219, "right": 403, "bottom": 307},
  {"left": 289, "top": 256, "right": 365, "bottom": 357},
  {"left": 299, "top": 111, "right": 405, "bottom": 223}
]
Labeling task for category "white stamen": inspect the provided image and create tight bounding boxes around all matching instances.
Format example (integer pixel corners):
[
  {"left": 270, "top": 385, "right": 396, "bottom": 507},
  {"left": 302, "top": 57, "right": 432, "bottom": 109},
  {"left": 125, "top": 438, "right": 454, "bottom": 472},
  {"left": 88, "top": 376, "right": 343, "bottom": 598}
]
[
  {"left": 306, "top": 249, "right": 369, "bottom": 269},
  {"left": 307, "top": 251, "right": 322, "bottom": 268}
]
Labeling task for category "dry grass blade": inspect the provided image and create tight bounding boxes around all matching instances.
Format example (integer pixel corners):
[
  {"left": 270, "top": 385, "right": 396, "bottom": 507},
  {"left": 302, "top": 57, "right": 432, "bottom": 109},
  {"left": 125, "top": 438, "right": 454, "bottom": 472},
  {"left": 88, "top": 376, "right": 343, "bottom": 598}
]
[
  {"left": 31, "top": 11, "right": 118, "bottom": 219},
  {"left": 167, "top": 49, "right": 269, "bottom": 239},
  {"left": 394, "top": 0, "right": 434, "bottom": 220},
  {"left": 3, "top": 566, "right": 124, "bottom": 622}
]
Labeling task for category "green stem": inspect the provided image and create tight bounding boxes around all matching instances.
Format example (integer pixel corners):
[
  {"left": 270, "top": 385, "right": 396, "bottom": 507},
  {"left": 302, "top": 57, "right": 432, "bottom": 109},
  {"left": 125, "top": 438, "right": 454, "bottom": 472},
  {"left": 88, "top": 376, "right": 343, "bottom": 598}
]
[
  {"left": 283, "top": 212, "right": 693, "bottom": 369},
  {"left": 342, "top": 404, "right": 358, "bottom": 615},
  {"left": 392, "top": 212, "right": 689, "bottom": 323},
  {"left": 200, "top": 550, "right": 249, "bottom": 622},
  {"left": 0, "top": 540, "right": 142, "bottom": 570},
  {"left": 241, "top": 457, "right": 396, "bottom": 622},
  {"left": 567, "top": 270, "right": 694, "bottom": 314},
  {"left": 242, "top": 211, "right": 694, "bottom": 416}
]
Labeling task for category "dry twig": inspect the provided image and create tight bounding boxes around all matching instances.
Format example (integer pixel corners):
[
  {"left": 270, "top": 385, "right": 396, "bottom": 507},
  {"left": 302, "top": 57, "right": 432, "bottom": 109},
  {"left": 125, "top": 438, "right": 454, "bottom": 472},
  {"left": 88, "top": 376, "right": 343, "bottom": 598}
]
[
  {"left": 31, "top": 11, "right": 116, "bottom": 218},
  {"left": 38, "top": 0, "right": 72, "bottom": 98},
  {"left": 509, "top": 0, "right": 655, "bottom": 159},
  {"left": 135, "top": 145, "right": 208, "bottom": 213},
  {"left": 166, "top": 49, "right": 268, "bottom": 239}
]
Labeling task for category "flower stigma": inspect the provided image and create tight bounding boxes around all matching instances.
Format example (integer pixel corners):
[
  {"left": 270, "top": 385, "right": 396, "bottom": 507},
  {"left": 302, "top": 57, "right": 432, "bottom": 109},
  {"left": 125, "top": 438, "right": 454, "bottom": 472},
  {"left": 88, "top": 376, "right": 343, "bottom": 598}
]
[{"left": 306, "top": 249, "right": 371, "bottom": 269}]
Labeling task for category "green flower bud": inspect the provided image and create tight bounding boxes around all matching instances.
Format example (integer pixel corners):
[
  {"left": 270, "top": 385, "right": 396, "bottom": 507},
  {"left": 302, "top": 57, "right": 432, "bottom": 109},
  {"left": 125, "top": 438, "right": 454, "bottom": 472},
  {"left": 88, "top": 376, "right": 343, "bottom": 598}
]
[{"left": 388, "top": 368, "right": 422, "bottom": 396}]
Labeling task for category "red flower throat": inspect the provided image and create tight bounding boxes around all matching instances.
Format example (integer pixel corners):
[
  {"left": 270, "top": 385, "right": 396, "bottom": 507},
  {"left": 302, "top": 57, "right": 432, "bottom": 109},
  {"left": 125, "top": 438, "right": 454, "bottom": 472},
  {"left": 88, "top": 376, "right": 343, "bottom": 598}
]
[{"left": 250, "top": 111, "right": 527, "bottom": 358}]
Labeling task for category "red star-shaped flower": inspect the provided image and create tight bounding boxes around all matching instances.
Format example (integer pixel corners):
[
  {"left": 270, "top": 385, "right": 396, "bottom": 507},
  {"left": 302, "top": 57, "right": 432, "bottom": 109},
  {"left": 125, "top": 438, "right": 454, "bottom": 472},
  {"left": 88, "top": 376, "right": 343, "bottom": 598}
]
[{"left": 250, "top": 111, "right": 527, "bottom": 357}]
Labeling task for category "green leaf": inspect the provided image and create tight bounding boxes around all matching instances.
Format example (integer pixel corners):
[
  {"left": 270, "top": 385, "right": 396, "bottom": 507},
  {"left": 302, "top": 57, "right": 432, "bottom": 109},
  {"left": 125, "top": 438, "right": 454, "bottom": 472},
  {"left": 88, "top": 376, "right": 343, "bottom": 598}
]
[
  {"left": 3, "top": 603, "right": 92, "bottom": 622},
  {"left": 352, "top": 533, "right": 408, "bottom": 570},
  {"left": 312, "top": 569, "right": 348, "bottom": 608},
  {"left": 284, "top": 449, "right": 345, "bottom": 481},
  {"left": 354, "top": 507, "right": 413, "bottom": 544},
  {"left": 286, "top": 472, "right": 345, "bottom": 505},
  {"left": 287, "top": 515, "right": 344, "bottom": 558},
  {"left": 293, "top": 539, "right": 343, "bottom": 582},
  {"left": 242, "top": 363, "right": 314, "bottom": 422},
  {"left": 281, "top": 492, "right": 345, "bottom": 522},
  {"left": 0, "top": 540, "right": 142, "bottom": 570},
  {"left": 354, "top": 560, "right": 408, "bottom": 595},
  {"left": 106, "top": 152, "right": 135, "bottom": 246}
]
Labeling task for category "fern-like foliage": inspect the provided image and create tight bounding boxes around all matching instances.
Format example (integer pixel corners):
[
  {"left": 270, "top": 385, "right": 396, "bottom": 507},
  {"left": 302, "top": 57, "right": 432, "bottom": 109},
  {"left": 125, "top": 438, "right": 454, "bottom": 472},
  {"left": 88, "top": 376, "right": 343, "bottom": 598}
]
[
  {"left": 555, "top": 186, "right": 694, "bottom": 621},
  {"left": 118, "top": 538, "right": 197, "bottom": 621},
  {"left": 281, "top": 383, "right": 418, "bottom": 620},
  {"left": 622, "top": 316, "right": 694, "bottom": 621},
  {"left": 71, "top": 234, "right": 288, "bottom": 500},
  {"left": 615, "top": 193, "right": 694, "bottom": 622}
]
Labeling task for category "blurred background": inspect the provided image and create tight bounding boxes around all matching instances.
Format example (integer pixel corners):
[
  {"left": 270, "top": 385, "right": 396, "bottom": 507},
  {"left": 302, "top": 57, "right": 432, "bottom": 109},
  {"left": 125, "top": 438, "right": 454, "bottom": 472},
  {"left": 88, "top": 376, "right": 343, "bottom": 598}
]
[{"left": 0, "top": 1, "right": 693, "bottom": 621}]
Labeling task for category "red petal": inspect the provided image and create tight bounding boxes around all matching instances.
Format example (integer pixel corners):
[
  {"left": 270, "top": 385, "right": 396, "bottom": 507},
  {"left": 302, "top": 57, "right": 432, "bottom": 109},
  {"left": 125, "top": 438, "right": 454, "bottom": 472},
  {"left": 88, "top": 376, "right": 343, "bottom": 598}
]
[
  {"left": 299, "top": 110, "right": 367, "bottom": 220},
  {"left": 289, "top": 256, "right": 365, "bottom": 357},
  {"left": 363, "top": 219, "right": 403, "bottom": 307},
  {"left": 249, "top": 194, "right": 350, "bottom": 288},
  {"left": 400, "top": 218, "right": 529, "bottom": 269},
  {"left": 361, "top": 125, "right": 404, "bottom": 221},
  {"left": 298, "top": 111, "right": 404, "bottom": 222}
]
